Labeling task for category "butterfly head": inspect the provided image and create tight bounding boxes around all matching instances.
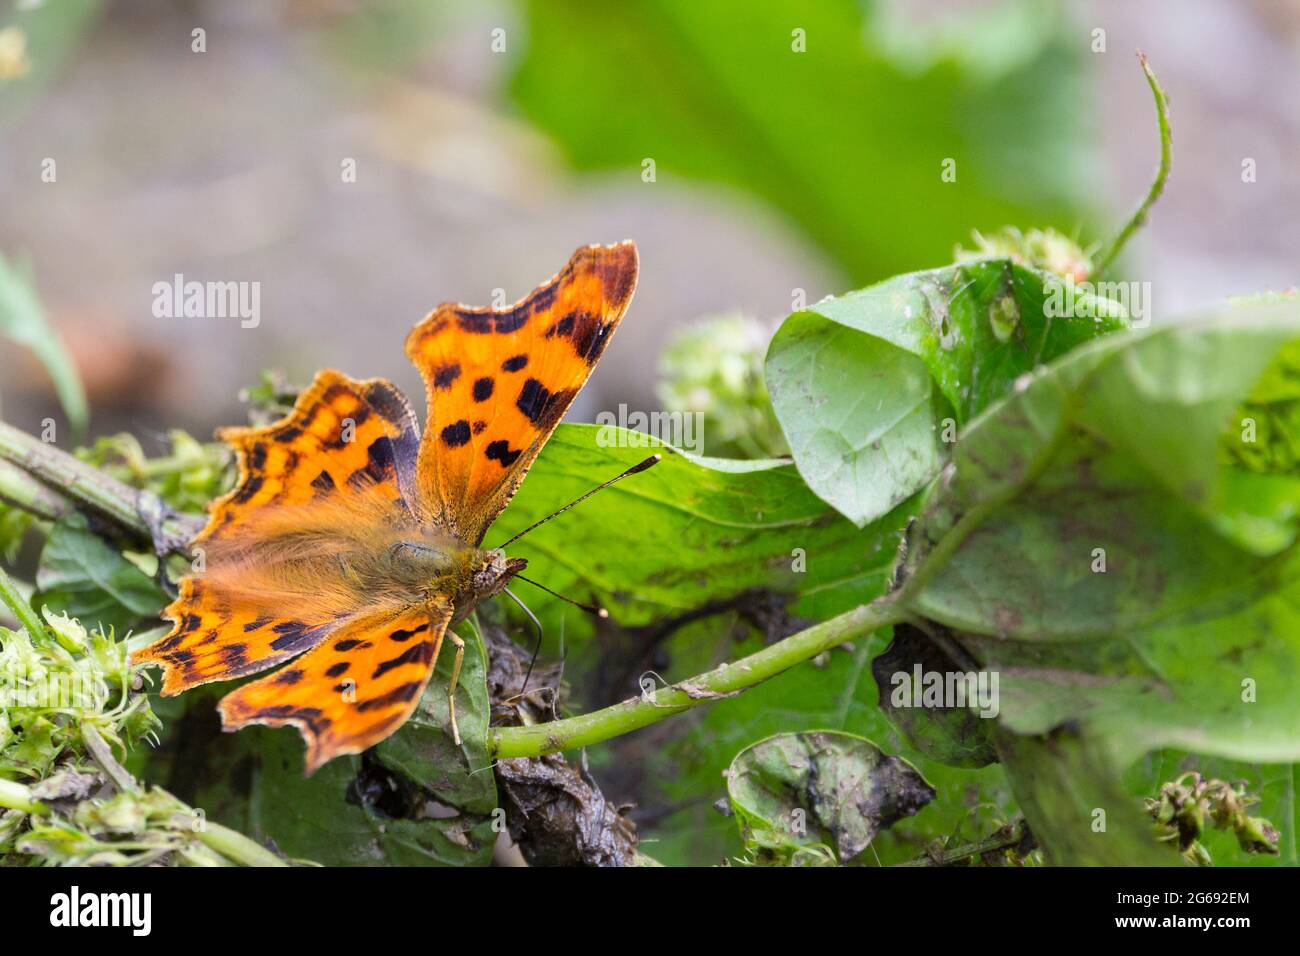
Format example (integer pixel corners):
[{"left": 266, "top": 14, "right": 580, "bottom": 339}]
[{"left": 467, "top": 548, "right": 527, "bottom": 605}]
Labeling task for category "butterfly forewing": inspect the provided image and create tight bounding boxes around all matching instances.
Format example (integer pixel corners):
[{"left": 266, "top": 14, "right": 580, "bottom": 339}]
[{"left": 405, "top": 241, "right": 638, "bottom": 545}]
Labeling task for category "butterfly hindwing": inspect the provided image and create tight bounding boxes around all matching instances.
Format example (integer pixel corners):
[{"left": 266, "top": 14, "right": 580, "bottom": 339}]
[
  {"left": 405, "top": 241, "right": 638, "bottom": 544},
  {"left": 218, "top": 598, "right": 453, "bottom": 774}
]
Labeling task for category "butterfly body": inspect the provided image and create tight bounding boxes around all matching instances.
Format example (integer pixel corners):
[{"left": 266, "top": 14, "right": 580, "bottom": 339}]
[
  {"left": 133, "top": 242, "right": 638, "bottom": 773},
  {"left": 383, "top": 539, "right": 527, "bottom": 626}
]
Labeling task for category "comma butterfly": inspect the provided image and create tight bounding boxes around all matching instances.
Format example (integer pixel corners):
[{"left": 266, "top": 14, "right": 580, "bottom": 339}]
[{"left": 132, "top": 242, "right": 639, "bottom": 773}]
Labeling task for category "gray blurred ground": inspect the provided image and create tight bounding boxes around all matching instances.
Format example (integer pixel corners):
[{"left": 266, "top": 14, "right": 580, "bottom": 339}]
[{"left": 0, "top": 0, "right": 1296, "bottom": 442}]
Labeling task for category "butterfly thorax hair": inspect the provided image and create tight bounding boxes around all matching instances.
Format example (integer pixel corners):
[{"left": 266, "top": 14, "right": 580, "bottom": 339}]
[{"left": 388, "top": 540, "right": 527, "bottom": 625}]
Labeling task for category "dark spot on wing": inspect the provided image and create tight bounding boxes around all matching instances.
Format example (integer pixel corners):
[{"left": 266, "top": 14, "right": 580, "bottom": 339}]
[
  {"left": 546, "top": 311, "right": 577, "bottom": 339},
  {"left": 372, "top": 641, "right": 434, "bottom": 679},
  {"left": 356, "top": 681, "right": 424, "bottom": 712},
  {"left": 389, "top": 623, "right": 430, "bottom": 643},
  {"left": 232, "top": 474, "right": 264, "bottom": 504},
  {"left": 334, "top": 638, "right": 374, "bottom": 652},
  {"left": 269, "top": 620, "right": 329, "bottom": 653},
  {"left": 516, "top": 378, "right": 551, "bottom": 424},
  {"left": 154, "top": 633, "right": 185, "bottom": 653},
  {"left": 348, "top": 437, "right": 397, "bottom": 488},
  {"left": 441, "top": 420, "right": 472, "bottom": 447},
  {"left": 246, "top": 442, "right": 268, "bottom": 472},
  {"left": 432, "top": 363, "right": 461, "bottom": 390},
  {"left": 485, "top": 440, "right": 522, "bottom": 468}
]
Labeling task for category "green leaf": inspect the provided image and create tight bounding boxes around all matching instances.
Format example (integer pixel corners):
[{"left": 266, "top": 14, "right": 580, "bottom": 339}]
[
  {"left": 0, "top": 253, "right": 88, "bottom": 434},
  {"left": 727, "top": 730, "right": 934, "bottom": 864},
  {"left": 871, "top": 623, "right": 998, "bottom": 768},
  {"left": 996, "top": 727, "right": 1171, "bottom": 866},
  {"left": 490, "top": 423, "right": 907, "bottom": 639},
  {"left": 169, "top": 620, "right": 497, "bottom": 867},
  {"left": 766, "top": 259, "right": 1127, "bottom": 525},
  {"left": 890, "top": 302, "right": 1300, "bottom": 861},
  {"left": 511, "top": 0, "right": 1094, "bottom": 283},
  {"left": 34, "top": 513, "right": 167, "bottom": 636}
]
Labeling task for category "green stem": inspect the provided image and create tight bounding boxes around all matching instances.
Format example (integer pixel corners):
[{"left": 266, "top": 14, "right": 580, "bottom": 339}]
[
  {"left": 81, "top": 723, "right": 140, "bottom": 794},
  {"left": 0, "top": 421, "right": 202, "bottom": 547},
  {"left": 895, "top": 821, "right": 1031, "bottom": 867},
  {"left": 194, "top": 820, "right": 290, "bottom": 867},
  {"left": 0, "top": 459, "right": 70, "bottom": 521},
  {"left": 491, "top": 597, "right": 909, "bottom": 759},
  {"left": 0, "top": 778, "right": 48, "bottom": 815},
  {"left": 0, "top": 560, "right": 46, "bottom": 640},
  {"left": 1093, "top": 51, "right": 1172, "bottom": 278}
]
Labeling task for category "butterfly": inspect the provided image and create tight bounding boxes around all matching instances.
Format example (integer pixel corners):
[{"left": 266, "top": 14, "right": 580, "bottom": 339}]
[{"left": 132, "top": 242, "right": 639, "bottom": 774}]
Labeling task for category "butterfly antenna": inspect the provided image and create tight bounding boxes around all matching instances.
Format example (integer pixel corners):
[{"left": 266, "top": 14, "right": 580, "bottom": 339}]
[
  {"left": 495, "top": 454, "right": 662, "bottom": 550},
  {"left": 502, "top": 586, "right": 545, "bottom": 696},
  {"left": 514, "top": 573, "right": 609, "bottom": 618}
]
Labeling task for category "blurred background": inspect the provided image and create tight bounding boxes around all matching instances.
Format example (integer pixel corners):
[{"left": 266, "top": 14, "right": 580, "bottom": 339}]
[{"left": 1, "top": 0, "right": 1296, "bottom": 448}]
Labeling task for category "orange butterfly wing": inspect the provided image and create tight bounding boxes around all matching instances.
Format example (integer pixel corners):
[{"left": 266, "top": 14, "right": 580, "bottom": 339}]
[
  {"left": 134, "top": 369, "right": 423, "bottom": 695},
  {"left": 406, "top": 241, "right": 638, "bottom": 544},
  {"left": 218, "top": 598, "right": 453, "bottom": 775}
]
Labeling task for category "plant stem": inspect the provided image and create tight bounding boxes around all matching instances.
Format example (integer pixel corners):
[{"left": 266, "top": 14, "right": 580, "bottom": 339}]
[
  {"left": 1092, "top": 51, "right": 1171, "bottom": 278},
  {"left": 195, "top": 820, "right": 290, "bottom": 868},
  {"left": 81, "top": 723, "right": 141, "bottom": 795},
  {"left": 0, "top": 559, "right": 46, "bottom": 640},
  {"left": 490, "top": 597, "right": 909, "bottom": 759},
  {"left": 895, "top": 821, "right": 1032, "bottom": 866},
  {"left": 0, "top": 779, "right": 48, "bottom": 815},
  {"left": 0, "top": 421, "right": 201, "bottom": 548},
  {"left": 0, "top": 459, "right": 70, "bottom": 521}
]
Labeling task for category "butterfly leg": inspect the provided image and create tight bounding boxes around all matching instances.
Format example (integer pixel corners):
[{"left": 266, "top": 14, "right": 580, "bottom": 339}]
[{"left": 446, "top": 631, "right": 465, "bottom": 746}]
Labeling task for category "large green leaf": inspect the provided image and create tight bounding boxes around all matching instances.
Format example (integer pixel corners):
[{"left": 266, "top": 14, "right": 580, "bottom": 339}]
[
  {"left": 891, "top": 302, "right": 1300, "bottom": 860},
  {"left": 488, "top": 423, "right": 905, "bottom": 639},
  {"left": 765, "top": 259, "right": 1127, "bottom": 526},
  {"left": 34, "top": 513, "right": 168, "bottom": 637},
  {"left": 512, "top": 0, "right": 1094, "bottom": 283},
  {"left": 996, "top": 727, "right": 1171, "bottom": 866}
]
